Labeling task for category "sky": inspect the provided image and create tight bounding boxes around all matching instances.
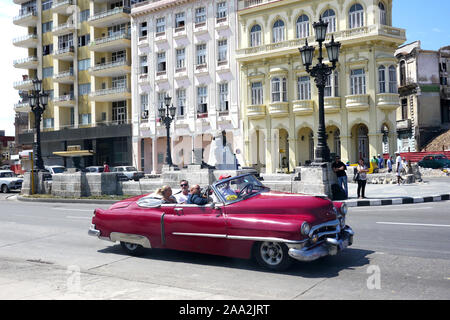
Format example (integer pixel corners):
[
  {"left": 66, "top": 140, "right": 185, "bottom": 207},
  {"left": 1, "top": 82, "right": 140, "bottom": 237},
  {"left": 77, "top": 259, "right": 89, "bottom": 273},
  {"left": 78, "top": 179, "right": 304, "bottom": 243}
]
[{"left": 0, "top": 0, "right": 449, "bottom": 137}]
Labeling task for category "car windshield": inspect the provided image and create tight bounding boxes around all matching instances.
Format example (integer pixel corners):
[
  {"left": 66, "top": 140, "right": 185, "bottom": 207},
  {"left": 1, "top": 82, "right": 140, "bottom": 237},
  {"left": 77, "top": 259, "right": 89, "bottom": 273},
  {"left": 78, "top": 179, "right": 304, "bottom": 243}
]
[
  {"left": 126, "top": 167, "right": 137, "bottom": 171},
  {"left": 52, "top": 167, "right": 65, "bottom": 173},
  {"left": 214, "top": 174, "right": 269, "bottom": 203},
  {"left": 1, "top": 172, "right": 14, "bottom": 178}
]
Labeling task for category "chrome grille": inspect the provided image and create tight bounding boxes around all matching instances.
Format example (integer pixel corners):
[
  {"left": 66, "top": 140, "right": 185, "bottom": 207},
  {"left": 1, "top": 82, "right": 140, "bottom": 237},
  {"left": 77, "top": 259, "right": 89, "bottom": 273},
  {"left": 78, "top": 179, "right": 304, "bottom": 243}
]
[{"left": 309, "top": 219, "right": 340, "bottom": 241}]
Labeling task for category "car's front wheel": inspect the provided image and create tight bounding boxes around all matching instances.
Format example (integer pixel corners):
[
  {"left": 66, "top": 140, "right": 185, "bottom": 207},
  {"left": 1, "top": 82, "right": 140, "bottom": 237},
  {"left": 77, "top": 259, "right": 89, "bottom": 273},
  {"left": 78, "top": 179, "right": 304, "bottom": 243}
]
[
  {"left": 1, "top": 184, "right": 9, "bottom": 193},
  {"left": 120, "top": 241, "right": 145, "bottom": 256},
  {"left": 253, "top": 241, "right": 293, "bottom": 271}
]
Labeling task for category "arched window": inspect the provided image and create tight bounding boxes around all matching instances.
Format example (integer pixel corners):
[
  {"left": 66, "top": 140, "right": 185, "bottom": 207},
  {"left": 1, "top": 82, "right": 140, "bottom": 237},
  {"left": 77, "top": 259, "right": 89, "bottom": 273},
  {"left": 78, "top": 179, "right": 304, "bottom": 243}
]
[
  {"left": 378, "top": 65, "right": 386, "bottom": 93},
  {"left": 322, "top": 9, "right": 336, "bottom": 33},
  {"left": 271, "top": 77, "right": 287, "bottom": 102},
  {"left": 389, "top": 65, "right": 397, "bottom": 93},
  {"left": 349, "top": 3, "right": 364, "bottom": 29},
  {"left": 272, "top": 19, "right": 285, "bottom": 43},
  {"left": 296, "top": 14, "right": 309, "bottom": 38},
  {"left": 379, "top": 2, "right": 386, "bottom": 25},
  {"left": 250, "top": 24, "right": 262, "bottom": 47}
]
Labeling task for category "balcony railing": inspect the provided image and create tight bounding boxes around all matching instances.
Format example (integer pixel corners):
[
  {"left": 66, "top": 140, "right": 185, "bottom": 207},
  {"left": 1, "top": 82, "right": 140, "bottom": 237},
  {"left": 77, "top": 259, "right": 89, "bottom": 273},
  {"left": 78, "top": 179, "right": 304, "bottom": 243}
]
[
  {"left": 52, "top": 0, "right": 73, "bottom": 10},
  {"left": 90, "top": 32, "right": 131, "bottom": 46},
  {"left": 54, "top": 94, "right": 75, "bottom": 102},
  {"left": 90, "top": 59, "right": 129, "bottom": 72},
  {"left": 12, "top": 34, "right": 37, "bottom": 44},
  {"left": 238, "top": 0, "right": 277, "bottom": 10},
  {"left": 13, "top": 79, "right": 33, "bottom": 88},
  {"left": 396, "top": 119, "right": 412, "bottom": 131},
  {"left": 53, "top": 46, "right": 74, "bottom": 55},
  {"left": 13, "top": 56, "right": 38, "bottom": 66},
  {"left": 89, "top": 87, "right": 130, "bottom": 97},
  {"left": 13, "top": 8, "right": 37, "bottom": 22},
  {"left": 53, "top": 69, "right": 74, "bottom": 79},
  {"left": 52, "top": 22, "right": 76, "bottom": 33},
  {"left": 88, "top": 7, "right": 131, "bottom": 22}
]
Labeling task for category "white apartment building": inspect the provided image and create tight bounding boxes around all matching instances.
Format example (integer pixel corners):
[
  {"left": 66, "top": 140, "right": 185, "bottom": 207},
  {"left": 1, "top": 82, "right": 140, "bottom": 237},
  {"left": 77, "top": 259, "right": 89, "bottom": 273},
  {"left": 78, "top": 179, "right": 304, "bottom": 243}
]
[{"left": 131, "top": 0, "right": 242, "bottom": 173}]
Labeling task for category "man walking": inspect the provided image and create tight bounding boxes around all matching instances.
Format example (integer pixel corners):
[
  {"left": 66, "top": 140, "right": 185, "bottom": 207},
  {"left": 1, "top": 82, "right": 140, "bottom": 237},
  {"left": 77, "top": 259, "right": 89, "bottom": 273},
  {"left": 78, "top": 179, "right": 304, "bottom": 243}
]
[
  {"left": 387, "top": 155, "right": 393, "bottom": 173},
  {"left": 332, "top": 156, "right": 348, "bottom": 199},
  {"left": 395, "top": 152, "right": 404, "bottom": 185}
]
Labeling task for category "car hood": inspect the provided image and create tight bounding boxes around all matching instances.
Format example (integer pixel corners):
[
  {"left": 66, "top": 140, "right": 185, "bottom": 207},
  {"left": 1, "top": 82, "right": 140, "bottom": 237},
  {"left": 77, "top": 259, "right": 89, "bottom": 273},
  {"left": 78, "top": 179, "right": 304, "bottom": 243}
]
[
  {"left": 0, "top": 177, "right": 23, "bottom": 183},
  {"left": 225, "top": 191, "right": 337, "bottom": 225}
]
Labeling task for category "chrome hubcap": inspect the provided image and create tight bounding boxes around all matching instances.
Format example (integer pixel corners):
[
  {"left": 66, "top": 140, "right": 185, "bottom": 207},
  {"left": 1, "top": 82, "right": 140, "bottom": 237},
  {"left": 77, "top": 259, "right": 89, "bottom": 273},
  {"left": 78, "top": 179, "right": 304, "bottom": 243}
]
[
  {"left": 125, "top": 243, "right": 138, "bottom": 250},
  {"left": 260, "top": 242, "right": 283, "bottom": 266}
]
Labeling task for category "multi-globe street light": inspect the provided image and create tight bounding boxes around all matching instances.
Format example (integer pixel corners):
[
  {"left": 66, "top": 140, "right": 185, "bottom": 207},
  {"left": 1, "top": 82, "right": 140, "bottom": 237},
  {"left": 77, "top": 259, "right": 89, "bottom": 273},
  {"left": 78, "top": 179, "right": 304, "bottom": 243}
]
[
  {"left": 158, "top": 95, "right": 177, "bottom": 167},
  {"left": 28, "top": 78, "right": 49, "bottom": 170},
  {"left": 299, "top": 16, "right": 341, "bottom": 163}
]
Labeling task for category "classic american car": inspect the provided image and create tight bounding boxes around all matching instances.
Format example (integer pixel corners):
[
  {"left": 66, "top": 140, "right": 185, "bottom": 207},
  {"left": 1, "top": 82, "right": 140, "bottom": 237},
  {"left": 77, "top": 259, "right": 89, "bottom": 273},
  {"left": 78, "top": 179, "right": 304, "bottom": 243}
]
[
  {"left": 89, "top": 174, "right": 354, "bottom": 271},
  {"left": 418, "top": 154, "right": 450, "bottom": 169}
]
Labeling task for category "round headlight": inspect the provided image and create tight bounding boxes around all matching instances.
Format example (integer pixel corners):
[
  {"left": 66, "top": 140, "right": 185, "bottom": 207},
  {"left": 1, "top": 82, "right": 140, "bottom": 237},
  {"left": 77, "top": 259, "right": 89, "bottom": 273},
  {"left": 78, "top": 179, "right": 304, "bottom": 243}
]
[
  {"left": 340, "top": 216, "right": 346, "bottom": 228},
  {"left": 301, "top": 222, "right": 311, "bottom": 236},
  {"left": 340, "top": 203, "right": 348, "bottom": 215}
]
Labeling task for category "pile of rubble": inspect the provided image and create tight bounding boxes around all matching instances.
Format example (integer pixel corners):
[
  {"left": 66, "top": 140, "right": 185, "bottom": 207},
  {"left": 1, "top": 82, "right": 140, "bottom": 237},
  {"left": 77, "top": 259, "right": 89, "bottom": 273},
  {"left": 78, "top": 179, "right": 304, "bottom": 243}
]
[{"left": 419, "top": 167, "right": 450, "bottom": 177}]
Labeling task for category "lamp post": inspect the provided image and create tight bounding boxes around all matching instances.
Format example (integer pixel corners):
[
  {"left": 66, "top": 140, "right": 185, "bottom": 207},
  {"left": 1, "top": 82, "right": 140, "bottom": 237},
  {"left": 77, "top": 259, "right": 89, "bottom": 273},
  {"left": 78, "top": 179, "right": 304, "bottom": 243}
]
[
  {"left": 299, "top": 16, "right": 341, "bottom": 163},
  {"left": 158, "top": 95, "right": 177, "bottom": 167},
  {"left": 28, "top": 78, "right": 49, "bottom": 170}
]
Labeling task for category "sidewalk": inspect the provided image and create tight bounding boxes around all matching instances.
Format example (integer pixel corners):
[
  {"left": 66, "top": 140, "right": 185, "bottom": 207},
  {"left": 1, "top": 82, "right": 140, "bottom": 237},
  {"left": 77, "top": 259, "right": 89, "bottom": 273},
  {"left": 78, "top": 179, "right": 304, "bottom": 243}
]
[{"left": 343, "top": 176, "right": 450, "bottom": 207}]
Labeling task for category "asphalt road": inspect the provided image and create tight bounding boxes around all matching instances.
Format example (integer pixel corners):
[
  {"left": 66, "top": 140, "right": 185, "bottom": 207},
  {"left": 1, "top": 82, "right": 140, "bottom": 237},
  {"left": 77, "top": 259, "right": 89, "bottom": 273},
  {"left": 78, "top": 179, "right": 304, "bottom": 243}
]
[{"left": 0, "top": 196, "right": 449, "bottom": 300}]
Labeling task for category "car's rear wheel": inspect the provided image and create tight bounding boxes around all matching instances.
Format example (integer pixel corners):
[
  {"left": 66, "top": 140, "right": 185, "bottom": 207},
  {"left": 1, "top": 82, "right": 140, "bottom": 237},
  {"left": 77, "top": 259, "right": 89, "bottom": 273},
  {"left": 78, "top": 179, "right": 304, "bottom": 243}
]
[
  {"left": 253, "top": 241, "right": 293, "bottom": 271},
  {"left": 1, "top": 184, "right": 9, "bottom": 193},
  {"left": 120, "top": 241, "right": 145, "bottom": 256}
]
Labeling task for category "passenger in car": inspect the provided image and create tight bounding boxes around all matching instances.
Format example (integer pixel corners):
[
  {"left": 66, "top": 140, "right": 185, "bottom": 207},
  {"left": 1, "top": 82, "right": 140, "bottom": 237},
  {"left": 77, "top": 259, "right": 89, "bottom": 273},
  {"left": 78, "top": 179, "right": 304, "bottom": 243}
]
[
  {"left": 156, "top": 185, "right": 177, "bottom": 204},
  {"left": 186, "top": 184, "right": 208, "bottom": 205},
  {"left": 174, "top": 179, "right": 190, "bottom": 203}
]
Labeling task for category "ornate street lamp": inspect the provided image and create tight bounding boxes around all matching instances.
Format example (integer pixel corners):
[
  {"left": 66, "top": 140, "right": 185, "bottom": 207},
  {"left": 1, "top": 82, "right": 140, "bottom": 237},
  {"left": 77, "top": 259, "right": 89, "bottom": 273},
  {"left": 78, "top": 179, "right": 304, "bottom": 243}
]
[
  {"left": 299, "top": 16, "right": 341, "bottom": 163},
  {"left": 28, "top": 78, "right": 49, "bottom": 170},
  {"left": 158, "top": 95, "right": 177, "bottom": 167}
]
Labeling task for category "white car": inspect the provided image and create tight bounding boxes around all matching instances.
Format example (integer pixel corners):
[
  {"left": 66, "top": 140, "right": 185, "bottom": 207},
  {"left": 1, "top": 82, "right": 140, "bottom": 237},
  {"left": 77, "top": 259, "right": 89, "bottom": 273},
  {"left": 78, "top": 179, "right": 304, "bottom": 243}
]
[
  {"left": 111, "top": 166, "right": 144, "bottom": 181},
  {"left": 86, "top": 166, "right": 104, "bottom": 173},
  {"left": 0, "top": 170, "right": 23, "bottom": 193},
  {"left": 45, "top": 165, "right": 66, "bottom": 175}
]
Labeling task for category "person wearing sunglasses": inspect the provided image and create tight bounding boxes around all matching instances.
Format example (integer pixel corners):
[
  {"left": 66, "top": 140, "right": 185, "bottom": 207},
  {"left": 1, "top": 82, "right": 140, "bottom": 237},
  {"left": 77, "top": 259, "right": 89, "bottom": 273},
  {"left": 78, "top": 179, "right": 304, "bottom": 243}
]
[{"left": 174, "top": 180, "right": 190, "bottom": 204}]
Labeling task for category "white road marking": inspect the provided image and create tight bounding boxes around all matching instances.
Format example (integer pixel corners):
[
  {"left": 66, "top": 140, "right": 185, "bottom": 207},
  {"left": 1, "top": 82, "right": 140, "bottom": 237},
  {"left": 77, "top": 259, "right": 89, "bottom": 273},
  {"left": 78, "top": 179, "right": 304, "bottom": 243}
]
[
  {"left": 376, "top": 222, "right": 450, "bottom": 228},
  {"left": 353, "top": 206, "right": 433, "bottom": 211}
]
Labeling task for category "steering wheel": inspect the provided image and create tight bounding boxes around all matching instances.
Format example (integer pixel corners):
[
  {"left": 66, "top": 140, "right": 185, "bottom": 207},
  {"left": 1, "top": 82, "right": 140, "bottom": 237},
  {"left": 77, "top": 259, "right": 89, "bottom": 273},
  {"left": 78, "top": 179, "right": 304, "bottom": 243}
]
[
  {"left": 201, "top": 186, "right": 212, "bottom": 198},
  {"left": 237, "top": 183, "right": 253, "bottom": 198}
]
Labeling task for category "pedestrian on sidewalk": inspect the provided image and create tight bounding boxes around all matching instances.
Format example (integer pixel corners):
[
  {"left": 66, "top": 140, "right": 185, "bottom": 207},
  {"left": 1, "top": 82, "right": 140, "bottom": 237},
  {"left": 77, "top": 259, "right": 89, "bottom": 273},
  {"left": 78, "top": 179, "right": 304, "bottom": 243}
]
[
  {"left": 395, "top": 152, "right": 404, "bottom": 185},
  {"left": 332, "top": 155, "right": 348, "bottom": 199},
  {"left": 356, "top": 158, "right": 369, "bottom": 199},
  {"left": 378, "top": 154, "right": 384, "bottom": 169},
  {"left": 103, "top": 161, "right": 110, "bottom": 173},
  {"left": 387, "top": 155, "right": 393, "bottom": 173},
  {"left": 371, "top": 156, "right": 379, "bottom": 173}
]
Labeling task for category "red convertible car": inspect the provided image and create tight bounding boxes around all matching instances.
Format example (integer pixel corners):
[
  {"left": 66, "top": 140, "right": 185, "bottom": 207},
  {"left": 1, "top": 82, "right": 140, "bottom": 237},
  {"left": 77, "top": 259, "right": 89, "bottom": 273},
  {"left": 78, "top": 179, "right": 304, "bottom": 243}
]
[{"left": 89, "top": 174, "right": 354, "bottom": 271}]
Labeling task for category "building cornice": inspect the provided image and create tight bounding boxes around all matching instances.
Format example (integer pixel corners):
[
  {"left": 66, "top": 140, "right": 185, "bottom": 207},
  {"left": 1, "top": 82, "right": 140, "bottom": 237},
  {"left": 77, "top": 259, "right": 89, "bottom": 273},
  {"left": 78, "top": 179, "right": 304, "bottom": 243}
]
[{"left": 131, "top": 0, "right": 196, "bottom": 17}]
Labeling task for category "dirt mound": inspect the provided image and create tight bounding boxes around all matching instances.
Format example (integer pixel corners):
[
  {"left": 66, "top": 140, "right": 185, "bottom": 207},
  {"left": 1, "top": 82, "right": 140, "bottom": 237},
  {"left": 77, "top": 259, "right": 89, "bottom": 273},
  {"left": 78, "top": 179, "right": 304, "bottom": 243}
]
[{"left": 421, "top": 129, "right": 450, "bottom": 151}]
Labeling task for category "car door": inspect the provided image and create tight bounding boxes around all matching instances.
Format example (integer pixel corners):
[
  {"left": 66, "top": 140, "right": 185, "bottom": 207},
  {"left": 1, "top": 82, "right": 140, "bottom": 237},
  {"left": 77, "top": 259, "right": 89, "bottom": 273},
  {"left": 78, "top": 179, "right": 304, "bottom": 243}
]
[{"left": 163, "top": 201, "right": 228, "bottom": 256}]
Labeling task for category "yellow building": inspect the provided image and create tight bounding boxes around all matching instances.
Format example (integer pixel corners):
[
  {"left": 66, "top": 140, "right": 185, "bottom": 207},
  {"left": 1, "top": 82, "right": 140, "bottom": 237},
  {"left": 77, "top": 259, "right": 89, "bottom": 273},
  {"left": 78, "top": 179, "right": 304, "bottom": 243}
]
[
  {"left": 13, "top": 0, "right": 133, "bottom": 167},
  {"left": 236, "top": 0, "right": 406, "bottom": 173}
]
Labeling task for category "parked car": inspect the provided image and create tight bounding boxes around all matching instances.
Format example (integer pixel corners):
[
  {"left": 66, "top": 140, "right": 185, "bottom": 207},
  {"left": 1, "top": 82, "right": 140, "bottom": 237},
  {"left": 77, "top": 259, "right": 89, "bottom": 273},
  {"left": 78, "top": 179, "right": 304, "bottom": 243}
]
[
  {"left": 111, "top": 166, "right": 144, "bottom": 181},
  {"left": 418, "top": 154, "right": 450, "bottom": 169},
  {"left": 45, "top": 165, "right": 66, "bottom": 175},
  {"left": 86, "top": 166, "right": 104, "bottom": 173},
  {"left": 0, "top": 170, "right": 23, "bottom": 193},
  {"left": 89, "top": 174, "right": 354, "bottom": 271}
]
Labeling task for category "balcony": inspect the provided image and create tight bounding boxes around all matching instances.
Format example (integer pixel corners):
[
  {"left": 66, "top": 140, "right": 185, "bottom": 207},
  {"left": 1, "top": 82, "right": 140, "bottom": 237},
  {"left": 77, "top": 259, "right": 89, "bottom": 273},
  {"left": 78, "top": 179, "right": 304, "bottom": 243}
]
[
  {"left": 138, "top": 73, "right": 150, "bottom": 85},
  {"left": 52, "top": 22, "right": 76, "bottom": 36},
  {"left": 13, "top": 34, "right": 38, "bottom": 48},
  {"left": 137, "top": 36, "right": 148, "bottom": 48},
  {"left": 174, "top": 67, "right": 188, "bottom": 79},
  {"left": 236, "top": 25, "right": 406, "bottom": 62},
  {"left": 396, "top": 119, "right": 412, "bottom": 131},
  {"left": 13, "top": 0, "right": 33, "bottom": 4},
  {"left": 217, "top": 60, "right": 230, "bottom": 73},
  {"left": 345, "top": 94, "right": 370, "bottom": 112},
  {"left": 238, "top": 0, "right": 278, "bottom": 11},
  {"left": 53, "top": 69, "right": 75, "bottom": 84},
  {"left": 268, "top": 102, "right": 289, "bottom": 117},
  {"left": 293, "top": 100, "right": 314, "bottom": 116},
  {"left": 89, "top": 87, "right": 131, "bottom": 102},
  {"left": 13, "top": 56, "right": 38, "bottom": 69},
  {"left": 194, "top": 21, "right": 208, "bottom": 34},
  {"left": 247, "top": 104, "right": 266, "bottom": 119},
  {"left": 13, "top": 8, "right": 38, "bottom": 27},
  {"left": 13, "top": 79, "right": 34, "bottom": 90},
  {"left": 52, "top": 0, "right": 73, "bottom": 14},
  {"left": 89, "top": 59, "right": 131, "bottom": 77},
  {"left": 89, "top": 33, "right": 131, "bottom": 52},
  {"left": 324, "top": 97, "right": 341, "bottom": 114},
  {"left": 53, "top": 46, "right": 74, "bottom": 61},
  {"left": 88, "top": 7, "right": 131, "bottom": 28},
  {"left": 216, "top": 17, "right": 229, "bottom": 30},
  {"left": 14, "top": 101, "right": 31, "bottom": 113},
  {"left": 155, "top": 70, "right": 168, "bottom": 83},
  {"left": 195, "top": 63, "right": 208, "bottom": 76},
  {"left": 54, "top": 94, "right": 75, "bottom": 107},
  {"left": 173, "top": 26, "right": 187, "bottom": 39},
  {"left": 376, "top": 93, "right": 400, "bottom": 112}
]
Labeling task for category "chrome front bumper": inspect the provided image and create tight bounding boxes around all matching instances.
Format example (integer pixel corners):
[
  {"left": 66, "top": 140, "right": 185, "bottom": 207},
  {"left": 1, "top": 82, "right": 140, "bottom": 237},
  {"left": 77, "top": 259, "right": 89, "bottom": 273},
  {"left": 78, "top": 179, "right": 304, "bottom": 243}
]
[{"left": 288, "top": 226, "right": 354, "bottom": 262}]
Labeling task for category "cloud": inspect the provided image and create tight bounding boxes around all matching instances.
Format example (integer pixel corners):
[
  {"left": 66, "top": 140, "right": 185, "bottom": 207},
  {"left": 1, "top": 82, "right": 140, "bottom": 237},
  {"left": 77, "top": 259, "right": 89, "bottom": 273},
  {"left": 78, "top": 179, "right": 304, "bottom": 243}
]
[{"left": 432, "top": 28, "right": 442, "bottom": 33}]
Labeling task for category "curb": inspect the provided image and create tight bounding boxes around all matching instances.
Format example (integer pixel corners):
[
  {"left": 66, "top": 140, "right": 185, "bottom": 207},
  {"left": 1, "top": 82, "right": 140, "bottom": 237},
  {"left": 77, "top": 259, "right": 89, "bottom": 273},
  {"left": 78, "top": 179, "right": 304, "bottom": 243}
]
[
  {"left": 343, "top": 194, "right": 450, "bottom": 207},
  {"left": 15, "top": 195, "right": 117, "bottom": 205}
]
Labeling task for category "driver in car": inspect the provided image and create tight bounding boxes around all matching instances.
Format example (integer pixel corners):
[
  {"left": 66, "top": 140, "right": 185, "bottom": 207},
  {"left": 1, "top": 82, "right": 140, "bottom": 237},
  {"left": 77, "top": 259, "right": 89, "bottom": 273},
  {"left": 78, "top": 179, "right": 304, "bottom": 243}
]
[{"left": 218, "top": 175, "right": 238, "bottom": 201}]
